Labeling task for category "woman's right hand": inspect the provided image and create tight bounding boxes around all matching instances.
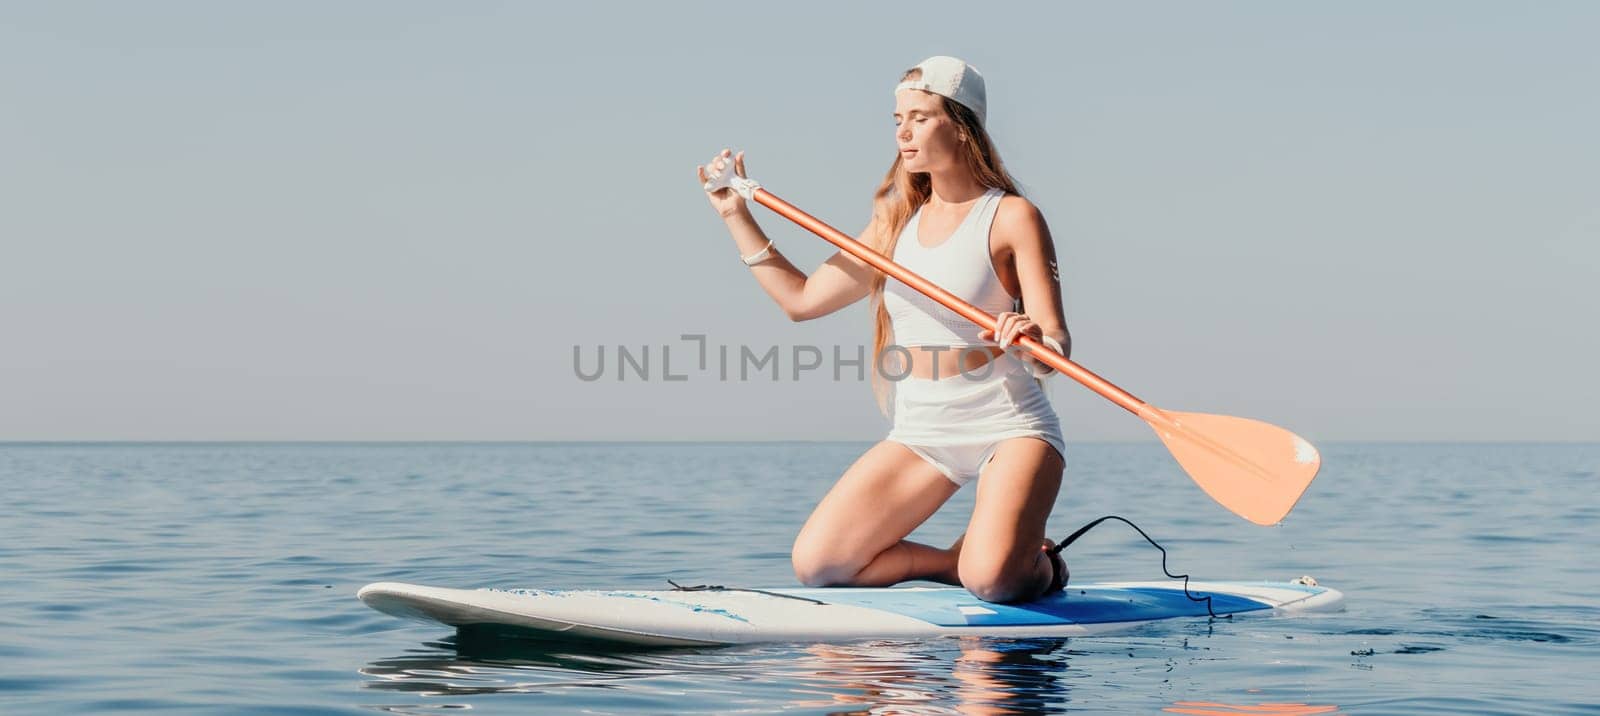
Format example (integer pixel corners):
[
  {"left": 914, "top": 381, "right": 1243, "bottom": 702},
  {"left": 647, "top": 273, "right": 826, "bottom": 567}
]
[{"left": 697, "top": 148, "right": 749, "bottom": 219}]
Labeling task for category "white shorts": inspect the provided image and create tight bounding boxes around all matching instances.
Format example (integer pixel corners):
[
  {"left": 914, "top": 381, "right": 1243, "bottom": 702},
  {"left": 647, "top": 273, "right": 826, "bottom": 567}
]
[{"left": 885, "top": 352, "right": 1066, "bottom": 486}]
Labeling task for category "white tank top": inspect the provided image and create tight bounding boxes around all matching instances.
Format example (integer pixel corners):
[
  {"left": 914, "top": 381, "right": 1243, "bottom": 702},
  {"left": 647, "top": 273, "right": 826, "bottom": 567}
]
[{"left": 883, "top": 187, "right": 1018, "bottom": 348}]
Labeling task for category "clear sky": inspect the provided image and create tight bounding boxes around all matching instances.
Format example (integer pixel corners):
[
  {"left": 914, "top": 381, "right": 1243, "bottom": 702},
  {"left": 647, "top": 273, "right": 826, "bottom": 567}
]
[{"left": 2, "top": 2, "right": 1595, "bottom": 442}]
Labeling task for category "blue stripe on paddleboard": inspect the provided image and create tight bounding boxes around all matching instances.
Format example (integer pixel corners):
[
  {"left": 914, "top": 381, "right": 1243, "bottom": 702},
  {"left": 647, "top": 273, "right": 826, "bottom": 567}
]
[{"left": 799, "top": 587, "right": 1275, "bottom": 627}]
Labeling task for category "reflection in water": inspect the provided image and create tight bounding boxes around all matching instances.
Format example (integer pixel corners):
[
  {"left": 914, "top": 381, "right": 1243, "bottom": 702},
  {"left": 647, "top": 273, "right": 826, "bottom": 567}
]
[
  {"left": 360, "top": 629, "right": 1347, "bottom": 714},
  {"left": 1163, "top": 702, "right": 1340, "bottom": 715},
  {"left": 783, "top": 637, "right": 1070, "bottom": 714},
  {"left": 360, "top": 631, "right": 688, "bottom": 703},
  {"left": 949, "top": 638, "right": 1072, "bottom": 715},
  {"left": 359, "top": 629, "right": 1078, "bottom": 713}
]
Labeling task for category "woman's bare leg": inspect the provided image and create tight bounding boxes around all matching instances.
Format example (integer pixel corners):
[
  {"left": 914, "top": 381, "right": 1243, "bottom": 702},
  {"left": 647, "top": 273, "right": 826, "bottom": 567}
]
[
  {"left": 791, "top": 441, "right": 963, "bottom": 587},
  {"left": 957, "top": 437, "right": 1065, "bottom": 603}
]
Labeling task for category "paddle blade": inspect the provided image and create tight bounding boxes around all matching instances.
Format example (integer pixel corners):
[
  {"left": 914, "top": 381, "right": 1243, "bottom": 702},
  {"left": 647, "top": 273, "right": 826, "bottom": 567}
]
[{"left": 1150, "top": 410, "right": 1321, "bottom": 526}]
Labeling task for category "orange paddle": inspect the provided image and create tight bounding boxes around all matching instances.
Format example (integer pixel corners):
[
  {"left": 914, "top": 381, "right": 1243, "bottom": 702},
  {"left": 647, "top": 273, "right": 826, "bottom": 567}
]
[{"left": 714, "top": 172, "right": 1319, "bottom": 525}]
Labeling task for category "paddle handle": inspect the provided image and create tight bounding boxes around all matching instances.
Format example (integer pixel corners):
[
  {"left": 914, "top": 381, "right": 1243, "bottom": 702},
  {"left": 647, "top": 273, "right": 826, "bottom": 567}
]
[{"left": 750, "top": 187, "right": 1169, "bottom": 426}]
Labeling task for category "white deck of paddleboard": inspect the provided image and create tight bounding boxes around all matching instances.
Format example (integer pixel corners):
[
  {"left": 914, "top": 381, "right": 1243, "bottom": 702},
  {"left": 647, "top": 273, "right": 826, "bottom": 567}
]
[{"left": 359, "top": 581, "right": 1344, "bottom": 646}]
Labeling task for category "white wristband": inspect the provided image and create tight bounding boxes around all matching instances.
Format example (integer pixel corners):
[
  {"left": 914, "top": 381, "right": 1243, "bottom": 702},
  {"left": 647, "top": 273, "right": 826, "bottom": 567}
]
[
  {"left": 741, "top": 240, "right": 775, "bottom": 266},
  {"left": 1030, "top": 335, "right": 1064, "bottom": 379}
]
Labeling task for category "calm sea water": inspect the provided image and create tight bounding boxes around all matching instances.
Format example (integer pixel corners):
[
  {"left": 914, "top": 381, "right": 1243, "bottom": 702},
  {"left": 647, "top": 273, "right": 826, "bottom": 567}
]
[{"left": 1, "top": 442, "right": 1596, "bottom": 714}]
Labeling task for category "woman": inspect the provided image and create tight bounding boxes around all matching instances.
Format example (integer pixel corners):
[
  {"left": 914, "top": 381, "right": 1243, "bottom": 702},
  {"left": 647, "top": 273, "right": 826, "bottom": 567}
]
[{"left": 696, "top": 56, "right": 1071, "bottom": 604}]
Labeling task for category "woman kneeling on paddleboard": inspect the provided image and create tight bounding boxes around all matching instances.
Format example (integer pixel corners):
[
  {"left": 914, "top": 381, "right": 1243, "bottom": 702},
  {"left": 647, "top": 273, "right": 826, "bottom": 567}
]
[{"left": 697, "top": 56, "right": 1070, "bottom": 604}]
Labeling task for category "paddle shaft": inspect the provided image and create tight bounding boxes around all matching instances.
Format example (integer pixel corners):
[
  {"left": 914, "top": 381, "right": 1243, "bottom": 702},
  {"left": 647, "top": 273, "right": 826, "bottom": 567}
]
[{"left": 750, "top": 187, "right": 1170, "bottom": 428}]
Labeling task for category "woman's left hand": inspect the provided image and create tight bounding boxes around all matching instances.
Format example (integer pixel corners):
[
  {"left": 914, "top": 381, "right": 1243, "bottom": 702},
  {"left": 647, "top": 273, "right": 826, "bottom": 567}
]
[
  {"left": 979, "top": 310, "right": 1040, "bottom": 350},
  {"left": 982, "top": 312, "right": 1062, "bottom": 376},
  {"left": 980, "top": 311, "right": 1044, "bottom": 360}
]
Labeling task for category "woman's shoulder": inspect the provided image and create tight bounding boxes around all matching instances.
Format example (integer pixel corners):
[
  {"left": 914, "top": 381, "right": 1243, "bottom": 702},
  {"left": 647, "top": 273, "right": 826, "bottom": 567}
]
[
  {"left": 994, "top": 190, "right": 1042, "bottom": 217},
  {"left": 992, "top": 193, "right": 1049, "bottom": 245}
]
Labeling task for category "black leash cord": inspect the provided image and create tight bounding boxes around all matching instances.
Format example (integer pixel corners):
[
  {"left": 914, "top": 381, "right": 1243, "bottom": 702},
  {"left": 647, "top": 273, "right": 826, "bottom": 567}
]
[
  {"left": 1051, "top": 514, "right": 1228, "bottom": 620},
  {"left": 667, "top": 579, "right": 827, "bottom": 605},
  {"left": 669, "top": 515, "right": 1224, "bottom": 619}
]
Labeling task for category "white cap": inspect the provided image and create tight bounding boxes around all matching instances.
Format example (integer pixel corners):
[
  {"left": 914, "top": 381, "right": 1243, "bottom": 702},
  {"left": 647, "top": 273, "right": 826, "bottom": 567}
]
[{"left": 894, "top": 56, "right": 987, "bottom": 125}]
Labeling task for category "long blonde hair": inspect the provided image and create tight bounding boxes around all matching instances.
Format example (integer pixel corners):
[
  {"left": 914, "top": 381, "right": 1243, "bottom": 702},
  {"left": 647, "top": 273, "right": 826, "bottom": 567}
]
[{"left": 868, "top": 71, "right": 1023, "bottom": 414}]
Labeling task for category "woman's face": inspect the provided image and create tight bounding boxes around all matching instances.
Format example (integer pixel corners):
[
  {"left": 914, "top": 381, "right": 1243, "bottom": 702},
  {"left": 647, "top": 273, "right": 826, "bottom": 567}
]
[{"left": 894, "top": 90, "right": 964, "bottom": 174}]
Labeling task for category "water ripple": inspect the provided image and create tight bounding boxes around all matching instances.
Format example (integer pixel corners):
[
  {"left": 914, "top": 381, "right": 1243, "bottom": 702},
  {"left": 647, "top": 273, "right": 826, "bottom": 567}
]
[{"left": 1, "top": 442, "right": 1597, "bottom": 714}]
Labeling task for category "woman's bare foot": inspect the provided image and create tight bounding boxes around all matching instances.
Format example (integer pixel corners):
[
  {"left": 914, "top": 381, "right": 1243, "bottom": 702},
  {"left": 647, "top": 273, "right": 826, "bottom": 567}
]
[
  {"left": 934, "top": 533, "right": 966, "bottom": 585},
  {"left": 1041, "top": 538, "right": 1068, "bottom": 595}
]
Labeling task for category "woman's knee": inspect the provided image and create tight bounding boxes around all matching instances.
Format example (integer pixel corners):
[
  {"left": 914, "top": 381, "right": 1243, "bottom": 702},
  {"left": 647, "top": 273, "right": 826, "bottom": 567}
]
[
  {"left": 958, "top": 551, "right": 1041, "bottom": 603},
  {"left": 790, "top": 541, "right": 860, "bottom": 588}
]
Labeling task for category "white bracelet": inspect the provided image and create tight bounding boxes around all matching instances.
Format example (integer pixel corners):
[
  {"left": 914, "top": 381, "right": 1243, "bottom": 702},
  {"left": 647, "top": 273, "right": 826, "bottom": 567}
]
[
  {"left": 741, "top": 240, "right": 775, "bottom": 266},
  {"left": 1030, "top": 335, "right": 1064, "bottom": 379}
]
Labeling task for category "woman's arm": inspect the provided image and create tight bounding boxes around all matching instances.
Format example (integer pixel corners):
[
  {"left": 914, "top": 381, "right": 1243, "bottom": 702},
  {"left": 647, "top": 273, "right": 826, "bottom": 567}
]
[
  {"left": 994, "top": 197, "right": 1071, "bottom": 359},
  {"left": 699, "top": 150, "right": 875, "bottom": 322},
  {"left": 722, "top": 210, "right": 877, "bottom": 322}
]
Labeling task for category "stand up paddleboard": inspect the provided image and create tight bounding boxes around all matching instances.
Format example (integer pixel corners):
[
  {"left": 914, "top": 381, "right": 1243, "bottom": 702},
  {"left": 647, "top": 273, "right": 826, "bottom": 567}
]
[{"left": 359, "top": 580, "right": 1342, "bottom": 646}]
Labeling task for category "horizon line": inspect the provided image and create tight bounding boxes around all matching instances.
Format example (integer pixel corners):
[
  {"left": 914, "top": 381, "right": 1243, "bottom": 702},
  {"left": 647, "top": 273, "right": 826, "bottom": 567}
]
[{"left": 2, "top": 439, "right": 1596, "bottom": 446}]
